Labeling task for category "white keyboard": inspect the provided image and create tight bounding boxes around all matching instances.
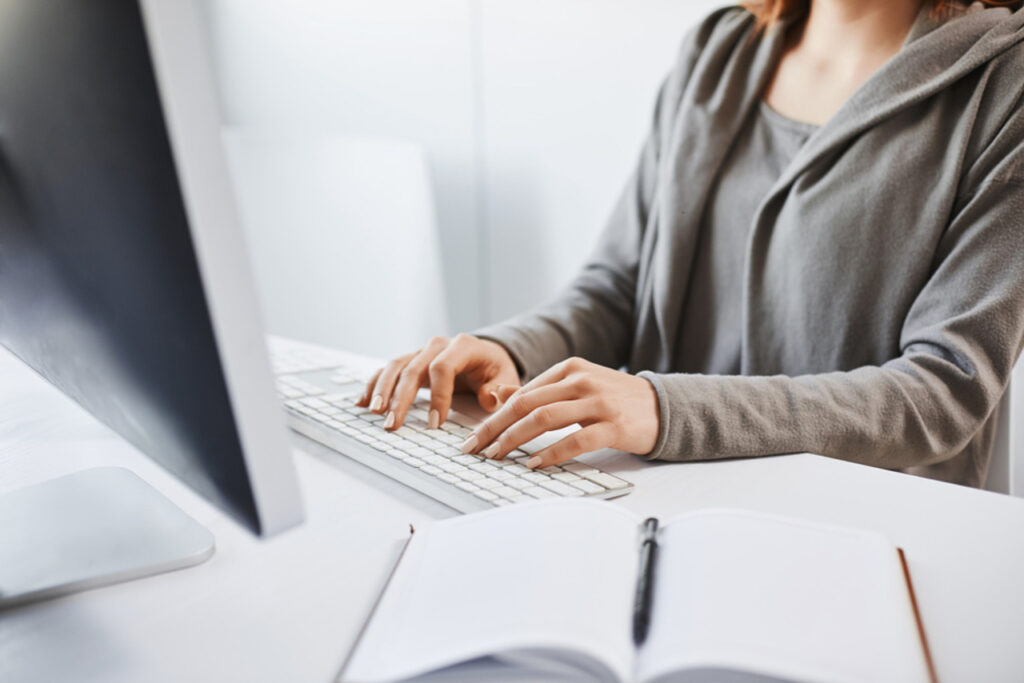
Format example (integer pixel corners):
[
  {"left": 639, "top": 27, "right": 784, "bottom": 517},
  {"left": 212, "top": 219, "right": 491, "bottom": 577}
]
[{"left": 269, "top": 344, "right": 633, "bottom": 513}]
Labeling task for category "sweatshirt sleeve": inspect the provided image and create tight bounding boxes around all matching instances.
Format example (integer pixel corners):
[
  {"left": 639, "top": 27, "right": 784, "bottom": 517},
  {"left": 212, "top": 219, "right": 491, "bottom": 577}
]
[
  {"left": 471, "top": 11, "right": 731, "bottom": 381},
  {"left": 640, "top": 167, "right": 1024, "bottom": 471}
]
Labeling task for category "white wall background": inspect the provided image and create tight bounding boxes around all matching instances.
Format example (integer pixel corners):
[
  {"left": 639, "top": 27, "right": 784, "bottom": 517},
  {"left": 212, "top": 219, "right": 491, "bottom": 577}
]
[
  {"left": 200, "top": 0, "right": 722, "bottom": 343},
  {"left": 198, "top": 1, "right": 1024, "bottom": 493}
]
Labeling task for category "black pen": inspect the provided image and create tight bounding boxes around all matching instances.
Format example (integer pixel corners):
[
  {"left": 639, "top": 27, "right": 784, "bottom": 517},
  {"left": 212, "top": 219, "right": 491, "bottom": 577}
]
[{"left": 632, "top": 517, "right": 659, "bottom": 646}]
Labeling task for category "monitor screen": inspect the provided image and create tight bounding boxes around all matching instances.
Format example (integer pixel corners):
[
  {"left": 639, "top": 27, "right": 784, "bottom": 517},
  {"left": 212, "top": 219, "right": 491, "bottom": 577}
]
[{"left": 0, "top": 0, "right": 295, "bottom": 534}]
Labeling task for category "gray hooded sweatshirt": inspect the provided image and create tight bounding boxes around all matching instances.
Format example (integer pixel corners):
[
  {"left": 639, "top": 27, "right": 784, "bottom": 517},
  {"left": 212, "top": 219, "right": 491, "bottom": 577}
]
[{"left": 474, "top": 4, "right": 1024, "bottom": 488}]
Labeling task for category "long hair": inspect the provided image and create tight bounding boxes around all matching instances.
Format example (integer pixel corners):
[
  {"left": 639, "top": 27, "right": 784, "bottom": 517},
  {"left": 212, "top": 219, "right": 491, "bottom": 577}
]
[{"left": 743, "top": 0, "right": 1023, "bottom": 31}]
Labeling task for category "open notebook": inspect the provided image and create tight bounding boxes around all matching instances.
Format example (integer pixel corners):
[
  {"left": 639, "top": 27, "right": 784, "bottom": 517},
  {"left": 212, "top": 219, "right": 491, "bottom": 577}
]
[{"left": 340, "top": 499, "right": 935, "bottom": 683}]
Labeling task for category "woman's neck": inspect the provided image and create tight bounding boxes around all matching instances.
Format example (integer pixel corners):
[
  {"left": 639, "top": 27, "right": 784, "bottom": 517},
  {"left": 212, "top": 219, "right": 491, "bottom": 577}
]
[
  {"left": 763, "top": 0, "right": 924, "bottom": 125},
  {"left": 797, "top": 0, "right": 923, "bottom": 76}
]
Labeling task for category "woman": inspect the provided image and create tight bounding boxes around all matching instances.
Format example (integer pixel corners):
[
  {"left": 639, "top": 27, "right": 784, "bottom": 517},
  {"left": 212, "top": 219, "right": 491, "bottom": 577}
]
[{"left": 360, "top": 0, "right": 1024, "bottom": 487}]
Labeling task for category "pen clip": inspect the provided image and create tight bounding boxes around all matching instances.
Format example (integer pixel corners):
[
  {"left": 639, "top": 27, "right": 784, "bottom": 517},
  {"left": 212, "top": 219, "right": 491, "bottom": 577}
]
[{"left": 642, "top": 517, "right": 659, "bottom": 542}]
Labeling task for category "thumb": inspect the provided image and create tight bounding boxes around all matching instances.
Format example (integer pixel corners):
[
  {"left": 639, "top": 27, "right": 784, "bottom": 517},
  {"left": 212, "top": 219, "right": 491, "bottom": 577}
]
[
  {"left": 494, "top": 384, "right": 518, "bottom": 404},
  {"left": 477, "top": 381, "right": 515, "bottom": 412}
]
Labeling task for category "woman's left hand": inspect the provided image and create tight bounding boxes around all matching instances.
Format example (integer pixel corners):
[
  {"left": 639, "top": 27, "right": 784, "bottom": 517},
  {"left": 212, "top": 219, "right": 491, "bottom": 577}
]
[{"left": 461, "top": 357, "right": 661, "bottom": 469}]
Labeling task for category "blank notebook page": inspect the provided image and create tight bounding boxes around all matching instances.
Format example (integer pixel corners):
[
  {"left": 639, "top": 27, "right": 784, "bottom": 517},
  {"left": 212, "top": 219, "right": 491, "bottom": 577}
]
[
  {"left": 345, "top": 500, "right": 639, "bottom": 683},
  {"left": 636, "top": 510, "right": 930, "bottom": 683}
]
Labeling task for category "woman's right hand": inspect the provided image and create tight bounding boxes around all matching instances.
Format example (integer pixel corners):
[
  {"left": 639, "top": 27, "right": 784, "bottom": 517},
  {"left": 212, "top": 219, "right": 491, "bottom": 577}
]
[{"left": 356, "top": 334, "right": 521, "bottom": 431}]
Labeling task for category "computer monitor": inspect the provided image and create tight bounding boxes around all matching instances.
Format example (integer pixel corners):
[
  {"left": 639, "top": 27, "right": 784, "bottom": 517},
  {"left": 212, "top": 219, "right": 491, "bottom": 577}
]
[{"left": 0, "top": 0, "right": 303, "bottom": 537}]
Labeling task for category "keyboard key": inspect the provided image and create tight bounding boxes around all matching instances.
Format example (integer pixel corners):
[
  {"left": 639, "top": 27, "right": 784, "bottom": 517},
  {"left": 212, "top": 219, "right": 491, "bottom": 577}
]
[
  {"left": 402, "top": 456, "right": 424, "bottom": 468},
  {"left": 469, "top": 462, "right": 497, "bottom": 473},
  {"left": 473, "top": 490, "right": 499, "bottom": 502},
  {"left": 438, "top": 473, "right": 459, "bottom": 484},
  {"left": 439, "top": 461, "right": 467, "bottom": 474},
  {"left": 435, "top": 433, "right": 462, "bottom": 445},
  {"left": 580, "top": 472, "right": 630, "bottom": 490},
  {"left": 386, "top": 449, "right": 406, "bottom": 459},
  {"left": 456, "top": 481, "right": 480, "bottom": 493},
  {"left": 569, "top": 479, "right": 605, "bottom": 495},
  {"left": 551, "top": 471, "right": 581, "bottom": 483},
  {"left": 435, "top": 446, "right": 462, "bottom": 457},
  {"left": 421, "top": 465, "right": 442, "bottom": 476},
  {"left": 300, "top": 397, "right": 329, "bottom": 408},
  {"left": 453, "top": 454, "right": 481, "bottom": 466},
  {"left": 539, "top": 480, "right": 584, "bottom": 496},
  {"left": 458, "top": 470, "right": 485, "bottom": 482},
  {"left": 475, "top": 478, "right": 502, "bottom": 490},
  {"left": 522, "top": 472, "right": 550, "bottom": 485},
  {"left": 523, "top": 486, "right": 556, "bottom": 499},
  {"left": 408, "top": 446, "right": 432, "bottom": 458},
  {"left": 493, "top": 485, "right": 519, "bottom": 498},
  {"left": 505, "top": 478, "right": 532, "bottom": 491},
  {"left": 561, "top": 462, "right": 599, "bottom": 476}
]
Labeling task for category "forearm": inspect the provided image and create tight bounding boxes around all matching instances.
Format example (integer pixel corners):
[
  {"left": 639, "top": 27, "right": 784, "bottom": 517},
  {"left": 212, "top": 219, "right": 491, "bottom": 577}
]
[
  {"left": 639, "top": 352, "right": 998, "bottom": 470},
  {"left": 474, "top": 267, "right": 635, "bottom": 381}
]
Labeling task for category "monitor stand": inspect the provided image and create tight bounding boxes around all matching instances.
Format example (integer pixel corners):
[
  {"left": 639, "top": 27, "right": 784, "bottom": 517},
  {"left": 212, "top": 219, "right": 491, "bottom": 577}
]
[{"left": 0, "top": 467, "right": 215, "bottom": 609}]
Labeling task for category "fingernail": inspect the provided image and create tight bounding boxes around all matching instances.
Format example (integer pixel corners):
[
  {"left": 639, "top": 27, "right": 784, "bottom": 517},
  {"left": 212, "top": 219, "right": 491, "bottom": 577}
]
[
  {"left": 369, "top": 395, "right": 383, "bottom": 411},
  {"left": 383, "top": 412, "right": 395, "bottom": 429},
  {"left": 460, "top": 434, "right": 478, "bottom": 454},
  {"left": 489, "top": 390, "right": 500, "bottom": 404},
  {"left": 428, "top": 409, "right": 440, "bottom": 430},
  {"left": 526, "top": 455, "right": 542, "bottom": 469},
  {"left": 482, "top": 442, "right": 500, "bottom": 459}
]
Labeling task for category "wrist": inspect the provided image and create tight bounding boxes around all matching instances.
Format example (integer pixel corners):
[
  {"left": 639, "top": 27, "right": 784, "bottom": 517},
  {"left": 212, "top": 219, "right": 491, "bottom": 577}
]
[{"left": 637, "top": 371, "right": 671, "bottom": 460}]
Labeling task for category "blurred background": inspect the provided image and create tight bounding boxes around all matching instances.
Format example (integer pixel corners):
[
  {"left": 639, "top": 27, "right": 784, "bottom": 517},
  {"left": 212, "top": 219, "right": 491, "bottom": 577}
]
[{"left": 198, "top": 0, "right": 723, "bottom": 359}]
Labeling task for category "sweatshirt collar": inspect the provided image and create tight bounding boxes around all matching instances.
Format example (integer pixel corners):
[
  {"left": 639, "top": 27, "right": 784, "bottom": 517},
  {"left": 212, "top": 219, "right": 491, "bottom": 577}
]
[{"left": 761, "top": 6, "right": 1024, "bottom": 207}]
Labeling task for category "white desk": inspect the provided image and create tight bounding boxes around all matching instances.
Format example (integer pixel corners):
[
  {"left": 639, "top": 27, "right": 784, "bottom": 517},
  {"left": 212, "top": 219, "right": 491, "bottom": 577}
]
[{"left": 2, "top": 341, "right": 1024, "bottom": 682}]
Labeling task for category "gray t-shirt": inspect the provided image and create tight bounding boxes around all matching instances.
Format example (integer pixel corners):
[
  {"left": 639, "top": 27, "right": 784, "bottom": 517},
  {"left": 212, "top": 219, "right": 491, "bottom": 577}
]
[{"left": 678, "top": 102, "right": 818, "bottom": 374}]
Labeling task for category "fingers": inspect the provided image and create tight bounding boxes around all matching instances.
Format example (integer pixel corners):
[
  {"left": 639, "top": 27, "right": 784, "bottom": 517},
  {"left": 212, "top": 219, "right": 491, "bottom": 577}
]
[
  {"left": 387, "top": 337, "right": 449, "bottom": 428},
  {"left": 367, "top": 354, "right": 413, "bottom": 413},
  {"left": 464, "top": 381, "right": 579, "bottom": 454},
  {"left": 513, "top": 356, "right": 582, "bottom": 397},
  {"left": 426, "top": 342, "right": 464, "bottom": 428},
  {"left": 356, "top": 368, "right": 382, "bottom": 408},
  {"left": 523, "top": 423, "right": 616, "bottom": 469},
  {"left": 478, "top": 399, "right": 597, "bottom": 461}
]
